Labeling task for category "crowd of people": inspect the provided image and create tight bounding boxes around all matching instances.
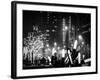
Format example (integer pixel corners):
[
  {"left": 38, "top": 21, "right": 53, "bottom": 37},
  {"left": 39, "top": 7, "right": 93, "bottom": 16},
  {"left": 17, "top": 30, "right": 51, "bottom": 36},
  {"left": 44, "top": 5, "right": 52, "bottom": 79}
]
[{"left": 23, "top": 43, "right": 90, "bottom": 68}]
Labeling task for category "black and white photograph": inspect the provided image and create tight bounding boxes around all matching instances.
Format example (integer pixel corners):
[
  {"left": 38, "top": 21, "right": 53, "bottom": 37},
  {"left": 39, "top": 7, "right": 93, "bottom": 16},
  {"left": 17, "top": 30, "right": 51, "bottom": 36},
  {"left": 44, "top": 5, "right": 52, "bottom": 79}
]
[
  {"left": 11, "top": 1, "right": 97, "bottom": 79},
  {"left": 23, "top": 11, "right": 91, "bottom": 69}
]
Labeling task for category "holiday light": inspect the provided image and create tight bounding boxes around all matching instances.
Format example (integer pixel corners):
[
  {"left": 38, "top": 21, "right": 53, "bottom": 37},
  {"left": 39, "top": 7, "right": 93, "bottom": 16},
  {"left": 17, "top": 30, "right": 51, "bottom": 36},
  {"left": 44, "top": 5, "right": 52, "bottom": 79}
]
[{"left": 23, "top": 25, "right": 47, "bottom": 61}]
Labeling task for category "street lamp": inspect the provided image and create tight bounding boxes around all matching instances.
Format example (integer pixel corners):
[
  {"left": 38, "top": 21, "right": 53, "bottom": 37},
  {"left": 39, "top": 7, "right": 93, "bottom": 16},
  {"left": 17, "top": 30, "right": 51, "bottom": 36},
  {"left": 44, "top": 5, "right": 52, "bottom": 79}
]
[
  {"left": 57, "top": 46, "right": 60, "bottom": 50},
  {"left": 65, "top": 26, "right": 68, "bottom": 31},
  {"left": 82, "top": 41, "right": 84, "bottom": 45},
  {"left": 46, "top": 44, "right": 49, "bottom": 47},
  {"left": 54, "top": 42, "right": 57, "bottom": 46},
  {"left": 63, "top": 26, "right": 68, "bottom": 31}
]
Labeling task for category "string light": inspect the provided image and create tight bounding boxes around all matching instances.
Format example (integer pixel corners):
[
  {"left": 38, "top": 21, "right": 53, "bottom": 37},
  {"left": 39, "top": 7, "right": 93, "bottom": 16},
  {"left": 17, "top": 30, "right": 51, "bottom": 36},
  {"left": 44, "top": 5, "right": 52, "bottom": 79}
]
[
  {"left": 57, "top": 46, "right": 60, "bottom": 50},
  {"left": 23, "top": 25, "right": 47, "bottom": 59}
]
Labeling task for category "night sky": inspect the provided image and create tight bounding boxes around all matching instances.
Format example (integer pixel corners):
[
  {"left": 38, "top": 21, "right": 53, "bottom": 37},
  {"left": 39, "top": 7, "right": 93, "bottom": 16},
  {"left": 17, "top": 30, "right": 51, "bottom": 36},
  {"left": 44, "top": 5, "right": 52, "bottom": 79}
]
[{"left": 23, "top": 10, "right": 91, "bottom": 47}]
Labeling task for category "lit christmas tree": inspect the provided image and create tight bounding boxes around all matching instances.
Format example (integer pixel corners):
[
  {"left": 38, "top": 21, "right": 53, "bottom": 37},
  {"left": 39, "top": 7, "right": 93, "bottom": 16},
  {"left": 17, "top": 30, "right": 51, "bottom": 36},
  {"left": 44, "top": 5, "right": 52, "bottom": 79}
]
[{"left": 23, "top": 25, "right": 47, "bottom": 63}]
